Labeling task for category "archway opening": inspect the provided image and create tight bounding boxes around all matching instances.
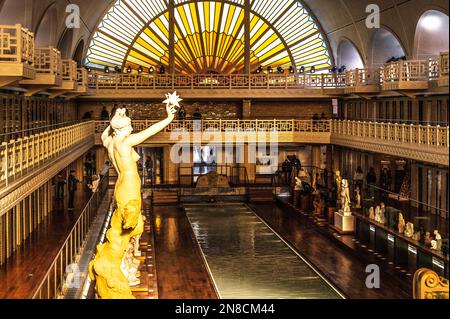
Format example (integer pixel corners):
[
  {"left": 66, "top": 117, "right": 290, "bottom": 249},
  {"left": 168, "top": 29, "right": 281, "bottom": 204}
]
[
  {"left": 58, "top": 28, "right": 74, "bottom": 59},
  {"left": 73, "top": 40, "right": 85, "bottom": 67},
  {"left": 369, "top": 28, "right": 405, "bottom": 68},
  {"left": 337, "top": 39, "right": 364, "bottom": 71},
  {"left": 35, "top": 3, "right": 58, "bottom": 47},
  {"left": 414, "top": 10, "right": 449, "bottom": 59}
]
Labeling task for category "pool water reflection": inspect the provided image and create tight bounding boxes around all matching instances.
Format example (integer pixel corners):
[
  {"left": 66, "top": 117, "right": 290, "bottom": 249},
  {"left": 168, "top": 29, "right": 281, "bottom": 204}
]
[{"left": 184, "top": 203, "right": 343, "bottom": 299}]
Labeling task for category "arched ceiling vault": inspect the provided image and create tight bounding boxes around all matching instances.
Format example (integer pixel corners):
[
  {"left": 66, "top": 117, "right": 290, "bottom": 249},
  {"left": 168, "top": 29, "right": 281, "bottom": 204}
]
[
  {"left": 0, "top": 0, "right": 448, "bottom": 69},
  {"left": 85, "top": 0, "right": 333, "bottom": 74}
]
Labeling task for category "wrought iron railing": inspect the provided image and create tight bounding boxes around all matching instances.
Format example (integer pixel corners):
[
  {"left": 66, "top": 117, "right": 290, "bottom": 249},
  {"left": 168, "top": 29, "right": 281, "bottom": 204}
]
[{"left": 31, "top": 173, "right": 110, "bottom": 299}]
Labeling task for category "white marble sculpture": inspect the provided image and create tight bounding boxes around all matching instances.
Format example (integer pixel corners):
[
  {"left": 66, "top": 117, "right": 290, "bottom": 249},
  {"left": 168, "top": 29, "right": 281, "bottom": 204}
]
[
  {"left": 340, "top": 179, "right": 351, "bottom": 215},
  {"left": 434, "top": 230, "right": 442, "bottom": 251},
  {"left": 375, "top": 206, "right": 382, "bottom": 223},
  {"left": 369, "top": 207, "right": 375, "bottom": 220},
  {"left": 431, "top": 240, "right": 438, "bottom": 250},
  {"left": 294, "top": 177, "right": 303, "bottom": 191},
  {"left": 404, "top": 222, "right": 414, "bottom": 238},
  {"left": 121, "top": 243, "right": 141, "bottom": 287}
]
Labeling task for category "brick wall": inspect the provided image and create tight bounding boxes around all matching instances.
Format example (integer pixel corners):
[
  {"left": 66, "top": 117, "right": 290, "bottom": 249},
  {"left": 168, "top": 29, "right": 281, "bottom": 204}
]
[
  {"left": 77, "top": 99, "right": 332, "bottom": 120},
  {"left": 248, "top": 101, "right": 333, "bottom": 119},
  {"left": 77, "top": 101, "right": 242, "bottom": 120}
]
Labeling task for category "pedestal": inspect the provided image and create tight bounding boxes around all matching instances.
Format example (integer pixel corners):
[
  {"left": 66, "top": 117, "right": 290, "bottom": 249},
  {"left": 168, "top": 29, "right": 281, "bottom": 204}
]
[
  {"left": 333, "top": 210, "right": 355, "bottom": 234},
  {"left": 328, "top": 207, "right": 338, "bottom": 225}
]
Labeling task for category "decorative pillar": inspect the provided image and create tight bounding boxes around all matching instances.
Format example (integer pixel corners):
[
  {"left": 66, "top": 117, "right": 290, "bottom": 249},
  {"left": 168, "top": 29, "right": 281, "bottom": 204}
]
[
  {"left": 242, "top": 99, "right": 251, "bottom": 119},
  {"left": 244, "top": 144, "right": 255, "bottom": 183},
  {"left": 244, "top": 0, "right": 251, "bottom": 74},
  {"left": 311, "top": 145, "right": 321, "bottom": 169},
  {"left": 163, "top": 145, "right": 178, "bottom": 184},
  {"left": 168, "top": 0, "right": 175, "bottom": 74}
]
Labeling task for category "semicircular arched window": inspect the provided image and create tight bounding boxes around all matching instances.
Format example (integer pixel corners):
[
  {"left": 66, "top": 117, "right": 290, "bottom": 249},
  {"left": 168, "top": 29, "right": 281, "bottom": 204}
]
[{"left": 85, "top": 0, "right": 333, "bottom": 74}]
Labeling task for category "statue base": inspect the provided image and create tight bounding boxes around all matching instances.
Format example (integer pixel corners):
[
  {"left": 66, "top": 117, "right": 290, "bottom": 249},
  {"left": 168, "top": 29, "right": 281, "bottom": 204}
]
[{"left": 333, "top": 210, "right": 355, "bottom": 234}]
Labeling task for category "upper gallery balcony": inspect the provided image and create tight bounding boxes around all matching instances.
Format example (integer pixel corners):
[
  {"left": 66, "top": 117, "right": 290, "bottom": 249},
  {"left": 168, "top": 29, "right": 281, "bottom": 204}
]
[
  {"left": 438, "top": 52, "right": 449, "bottom": 87},
  {"left": 19, "top": 47, "right": 63, "bottom": 96},
  {"left": 84, "top": 73, "right": 346, "bottom": 99},
  {"left": 93, "top": 119, "right": 448, "bottom": 166},
  {"left": 331, "top": 120, "right": 449, "bottom": 166},
  {"left": 381, "top": 59, "right": 440, "bottom": 92},
  {"left": 94, "top": 119, "right": 333, "bottom": 145},
  {"left": 344, "top": 68, "right": 381, "bottom": 95},
  {"left": 47, "top": 59, "right": 78, "bottom": 98},
  {"left": 0, "top": 24, "right": 35, "bottom": 88},
  {"left": 0, "top": 121, "right": 95, "bottom": 214}
]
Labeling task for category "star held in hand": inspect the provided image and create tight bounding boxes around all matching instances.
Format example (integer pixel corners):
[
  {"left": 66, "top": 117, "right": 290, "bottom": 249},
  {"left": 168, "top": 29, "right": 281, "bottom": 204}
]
[{"left": 163, "top": 91, "right": 183, "bottom": 109}]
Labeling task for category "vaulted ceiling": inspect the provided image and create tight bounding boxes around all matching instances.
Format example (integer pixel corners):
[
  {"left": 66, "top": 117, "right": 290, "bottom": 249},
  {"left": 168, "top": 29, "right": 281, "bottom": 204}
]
[{"left": 0, "top": 0, "right": 448, "bottom": 68}]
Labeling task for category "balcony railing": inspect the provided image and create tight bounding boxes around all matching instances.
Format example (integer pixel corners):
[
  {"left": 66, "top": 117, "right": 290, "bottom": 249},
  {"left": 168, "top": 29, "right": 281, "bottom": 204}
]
[
  {"left": 31, "top": 173, "right": 110, "bottom": 299},
  {"left": 381, "top": 60, "right": 431, "bottom": 90},
  {"left": 34, "top": 47, "right": 62, "bottom": 76},
  {"left": 331, "top": 120, "right": 449, "bottom": 148},
  {"left": 77, "top": 68, "right": 88, "bottom": 87},
  {"left": 88, "top": 73, "right": 346, "bottom": 91},
  {"left": 0, "top": 24, "right": 34, "bottom": 64},
  {"left": 345, "top": 68, "right": 381, "bottom": 87},
  {"left": 94, "top": 119, "right": 332, "bottom": 135},
  {"left": 440, "top": 52, "right": 449, "bottom": 76},
  {"left": 62, "top": 59, "right": 77, "bottom": 82},
  {"left": 0, "top": 121, "right": 94, "bottom": 188}
]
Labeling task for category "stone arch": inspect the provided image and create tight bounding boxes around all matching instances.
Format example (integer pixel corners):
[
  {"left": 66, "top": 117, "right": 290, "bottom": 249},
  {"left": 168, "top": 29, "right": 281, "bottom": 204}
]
[
  {"left": 368, "top": 27, "right": 406, "bottom": 68},
  {"left": 414, "top": 10, "right": 449, "bottom": 59}
]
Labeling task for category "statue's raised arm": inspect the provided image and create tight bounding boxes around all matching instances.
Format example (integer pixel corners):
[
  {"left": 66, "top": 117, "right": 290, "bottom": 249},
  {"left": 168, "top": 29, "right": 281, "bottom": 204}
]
[{"left": 124, "top": 92, "right": 181, "bottom": 147}]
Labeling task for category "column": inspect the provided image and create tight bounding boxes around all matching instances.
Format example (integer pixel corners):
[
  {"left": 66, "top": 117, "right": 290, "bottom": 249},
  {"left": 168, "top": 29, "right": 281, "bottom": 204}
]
[
  {"left": 168, "top": 0, "right": 175, "bottom": 74},
  {"left": 163, "top": 145, "right": 178, "bottom": 184},
  {"left": 244, "top": 0, "right": 251, "bottom": 74},
  {"left": 311, "top": 145, "right": 321, "bottom": 169},
  {"left": 244, "top": 144, "right": 255, "bottom": 183},
  {"left": 242, "top": 100, "right": 251, "bottom": 119}
]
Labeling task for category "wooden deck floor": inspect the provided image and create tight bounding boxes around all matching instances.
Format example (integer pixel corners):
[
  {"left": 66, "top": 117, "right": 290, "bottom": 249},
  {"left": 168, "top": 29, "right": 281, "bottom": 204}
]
[{"left": 151, "top": 205, "right": 218, "bottom": 299}]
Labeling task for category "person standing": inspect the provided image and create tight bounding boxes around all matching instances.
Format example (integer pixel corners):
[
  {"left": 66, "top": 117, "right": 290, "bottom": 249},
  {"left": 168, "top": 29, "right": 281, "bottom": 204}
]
[
  {"left": 178, "top": 105, "right": 186, "bottom": 121},
  {"left": 366, "top": 167, "right": 377, "bottom": 198},
  {"left": 56, "top": 169, "right": 67, "bottom": 199},
  {"left": 354, "top": 166, "right": 364, "bottom": 191},
  {"left": 68, "top": 170, "right": 79, "bottom": 211},
  {"left": 282, "top": 159, "right": 292, "bottom": 185},
  {"left": 85, "top": 153, "right": 94, "bottom": 179},
  {"left": 100, "top": 107, "right": 110, "bottom": 121}
]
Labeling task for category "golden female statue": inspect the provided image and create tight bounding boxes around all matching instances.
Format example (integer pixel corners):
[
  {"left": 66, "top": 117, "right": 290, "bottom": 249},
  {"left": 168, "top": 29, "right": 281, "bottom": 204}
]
[{"left": 89, "top": 93, "right": 181, "bottom": 299}]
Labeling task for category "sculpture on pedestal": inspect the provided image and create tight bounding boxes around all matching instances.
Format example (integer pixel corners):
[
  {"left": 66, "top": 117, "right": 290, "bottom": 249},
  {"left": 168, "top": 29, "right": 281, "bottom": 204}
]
[
  {"left": 340, "top": 179, "right": 351, "bottom": 215},
  {"left": 434, "top": 230, "right": 442, "bottom": 251},
  {"left": 335, "top": 170, "right": 342, "bottom": 195},
  {"left": 404, "top": 222, "right": 414, "bottom": 238},
  {"left": 369, "top": 207, "right": 375, "bottom": 220},
  {"left": 294, "top": 177, "right": 303, "bottom": 191},
  {"left": 89, "top": 93, "right": 179, "bottom": 299},
  {"left": 397, "top": 212, "right": 406, "bottom": 234},
  {"left": 380, "top": 202, "right": 386, "bottom": 224},
  {"left": 355, "top": 186, "right": 361, "bottom": 209}
]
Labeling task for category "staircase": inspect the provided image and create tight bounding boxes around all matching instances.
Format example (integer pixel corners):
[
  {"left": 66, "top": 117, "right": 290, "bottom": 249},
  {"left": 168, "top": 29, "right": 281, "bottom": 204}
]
[
  {"left": 248, "top": 187, "right": 274, "bottom": 202},
  {"left": 151, "top": 189, "right": 179, "bottom": 205}
]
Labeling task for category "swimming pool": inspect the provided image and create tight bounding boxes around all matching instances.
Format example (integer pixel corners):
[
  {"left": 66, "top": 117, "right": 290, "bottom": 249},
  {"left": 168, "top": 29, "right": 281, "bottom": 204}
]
[{"left": 184, "top": 203, "right": 343, "bottom": 299}]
